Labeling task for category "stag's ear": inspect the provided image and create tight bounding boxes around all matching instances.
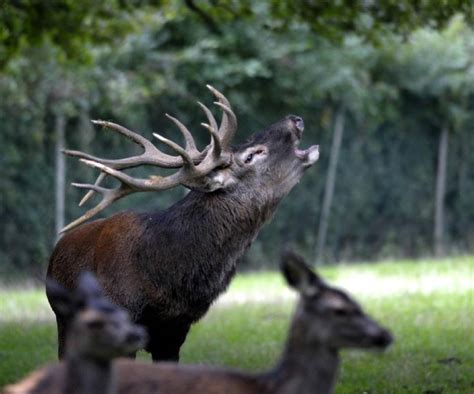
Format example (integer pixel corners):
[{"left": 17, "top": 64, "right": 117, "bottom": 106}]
[
  {"left": 76, "top": 271, "right": 104, "bottom": 303},
  {"left": 280, "top": 249, "right": 324, "bottom": 297},
  {"left": 46, "top": 278, "right": 75, "bottom": 317},
  {"left": 207, "top": 169, "right": 237, "bottom": 191},
  {"left": 186, "top": 167, "right": 238, "bottom": 192}
]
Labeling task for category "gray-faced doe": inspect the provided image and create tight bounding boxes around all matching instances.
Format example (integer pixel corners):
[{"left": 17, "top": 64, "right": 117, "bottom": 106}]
[
  {"left": 108, "top": 250, "right": 393, "bottom": 394},
  {"left": 3, "top": 272, "right": 147, "bottom": 394},
  {"left": 47, "top": 85, "right": 320, "bottom": 361}
]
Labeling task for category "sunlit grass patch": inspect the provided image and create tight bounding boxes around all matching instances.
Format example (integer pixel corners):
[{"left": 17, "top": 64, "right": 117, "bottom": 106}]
[{"left": 0, "top": 288, "right": 54, "bottom": 323}]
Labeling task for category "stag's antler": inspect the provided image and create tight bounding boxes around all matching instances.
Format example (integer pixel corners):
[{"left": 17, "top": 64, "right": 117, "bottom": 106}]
[{"left": 61, "top": 85, "right": 237, "bottom": 233}]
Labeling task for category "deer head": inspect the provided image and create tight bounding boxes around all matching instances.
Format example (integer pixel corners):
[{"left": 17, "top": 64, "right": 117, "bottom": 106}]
[
  {"left": 61, "top": 85, "right": 319, "bottom": 232},
  {"left": 281, "top": 250, "right": 393, "bottom": 350},
  {"left": 228, "top": 115, "right": 319, "bottom": 201},
  {"left": 47, "top": 272, "right": 147, "bottom": 360}
]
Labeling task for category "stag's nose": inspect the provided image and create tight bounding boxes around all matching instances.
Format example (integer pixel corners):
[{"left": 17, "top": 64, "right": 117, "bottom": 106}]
[{"left": 287, "top": 115, "right": 304, "bottom": 138}]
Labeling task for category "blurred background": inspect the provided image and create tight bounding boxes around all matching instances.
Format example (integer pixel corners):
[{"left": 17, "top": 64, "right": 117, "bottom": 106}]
[{"left": 1, "top": 1, "right": 474, "bottom": 276}]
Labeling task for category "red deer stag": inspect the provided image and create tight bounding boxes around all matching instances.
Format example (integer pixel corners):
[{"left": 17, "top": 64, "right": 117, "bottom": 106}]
[{"left": 47, "top": 85, "right": 320, "bottom": 361}]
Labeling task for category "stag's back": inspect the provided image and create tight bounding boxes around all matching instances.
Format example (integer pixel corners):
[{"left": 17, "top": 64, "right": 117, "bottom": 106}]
[{"left": 48, "top": 212, "right": 149, "bottom": 311}]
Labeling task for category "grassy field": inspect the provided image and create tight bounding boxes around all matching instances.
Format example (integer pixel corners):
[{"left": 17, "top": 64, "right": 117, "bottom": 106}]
[{"left": 0, "top": 256, "right": 472, "bottom": 393}]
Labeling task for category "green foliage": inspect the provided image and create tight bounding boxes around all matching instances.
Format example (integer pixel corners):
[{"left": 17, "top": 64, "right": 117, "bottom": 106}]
[
  {"left": 379, "top": 15, "right": 474, "bottom": 128},
  {"left": 212, "top": 0, "right": 474, "bottom": 40},
  {"left": 0, "top": 0, "right": 160, "bottom": 69},
  {"left": 1, "top": 0, "right": 472, "bottom": 66}
]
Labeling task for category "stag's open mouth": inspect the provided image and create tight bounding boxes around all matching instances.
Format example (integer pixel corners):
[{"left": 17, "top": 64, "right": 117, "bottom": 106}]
[
  {"left": 295, "top": 145, "right": 320, "bottom": 167},
  {"left": 290, "top": 116, "right": 320, "bottom": 168}
]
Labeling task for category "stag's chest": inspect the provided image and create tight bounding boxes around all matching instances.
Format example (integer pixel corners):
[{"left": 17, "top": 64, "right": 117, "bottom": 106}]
[{"left": 137, "top": 204, "right": 265, "bottom": 311}]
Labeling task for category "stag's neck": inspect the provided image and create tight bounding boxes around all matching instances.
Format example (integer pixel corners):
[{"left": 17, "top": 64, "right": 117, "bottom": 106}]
[
  {"left": 263, "top": 313, "right": 340, "bottom": 394},
  {"left": 175, "top": 189, "right": 277, "bottom": 232},
  {"left": 139, "top": 189, "right": 280, "bottom": 310},
  {"left": 147, "top": 188, "right": 277, "bottom": 266},
  {"left": 64, "top": 356, "right": 115, "bottom": 394}
]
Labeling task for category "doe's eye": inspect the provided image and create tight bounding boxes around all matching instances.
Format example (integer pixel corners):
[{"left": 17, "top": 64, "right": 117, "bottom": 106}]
[
  {"left": 87, "top": 320, "right": 105, "bottom": 330},
  {"left": 333, "top": 309, "right": 349, "bottom": 317},
  {"left": 245, "top": 153, "right": 254, "bottom": 163}
]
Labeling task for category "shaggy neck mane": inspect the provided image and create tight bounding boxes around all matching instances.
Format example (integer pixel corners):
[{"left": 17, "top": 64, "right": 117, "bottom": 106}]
[{"left": 136, "top": 189, "right": 280, "bottom": 313}]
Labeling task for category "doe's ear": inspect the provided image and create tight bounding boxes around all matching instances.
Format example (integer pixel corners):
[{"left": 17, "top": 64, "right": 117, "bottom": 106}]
[
  {"left": 280, "top": 248, "right": 323, "bottom": 297},
  {"left": 46, "top": 278, "right": 75, "bottom": 317},
  {"left": 76, "top": 271, "right": 104, "bottom": 303}
]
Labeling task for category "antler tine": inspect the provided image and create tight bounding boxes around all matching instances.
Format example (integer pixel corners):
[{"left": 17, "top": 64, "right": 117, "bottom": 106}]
[
  {"left": 79, "top": 160, "right": 151, "bottom": 190},
  {"left": 197, "top": 102, "right": 219, "bottom": 134},
  {"left": 197, "top": 101, "right": 222, "bottom": 158},
  {"left": 91, "top": 120, "right": 156, "bottom": 151},
  {"left": 80, "top": 159, "right": 191, "bottom": 191},
  {"left": 206, "top": 85, "right": 237, "bottom": 149},
  {"left": 165, "top": 114, "right": 199, "bottom": 154},
  {"left": 213, "top": 101, "right": 237, "bottom": 149},
  {"left": 206, "top": 84, "right": 231, "bottom": 109},
  {"left": 63, "top": 149, "right": 110, "bottom": 163},
  {"left": 60, "top": 183, "right": 133, "bottom": 233},
  {"left": 79, "top": 172, "right": 106, "bottom": 207},
  {"left": 200, "top": 123, "right": 222, "bottom": 159},
  {"left": 152, "top": 133, "right": 197, "bottom": 172},
  {"left": 65, "top": 122, "right": 188, "bottom": 171},
  {"left": 71, "top": 182, "right": 109, "bottom": 194}
]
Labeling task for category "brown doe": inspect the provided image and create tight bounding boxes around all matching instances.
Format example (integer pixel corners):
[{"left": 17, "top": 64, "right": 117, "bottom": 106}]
[
  {"left": 47, "top": 85, "right": 320, "bottom": 361},
  {"left": 117, "top": 250, "right": 393, "bottom": 394},
  {"left": 3, "top": 272, "right": 147, "bottom": 394}
]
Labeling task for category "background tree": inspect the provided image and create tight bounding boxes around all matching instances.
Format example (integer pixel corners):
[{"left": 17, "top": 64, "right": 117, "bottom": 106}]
[
  {"left": 379, "top": 16, "right": 474, "bottom": 257},
  {"left": 289, "top": 36, "right": 393, "bottom": 262}
]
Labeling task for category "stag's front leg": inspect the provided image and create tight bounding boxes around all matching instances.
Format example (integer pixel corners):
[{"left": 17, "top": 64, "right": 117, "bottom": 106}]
[{"left": 145, "top": 318, "right": 191, "bottom": 362}]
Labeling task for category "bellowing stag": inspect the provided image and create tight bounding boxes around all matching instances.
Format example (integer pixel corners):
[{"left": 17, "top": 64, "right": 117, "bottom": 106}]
[{"left": 47, "top": 85, "right": 319, "bottom": 361}]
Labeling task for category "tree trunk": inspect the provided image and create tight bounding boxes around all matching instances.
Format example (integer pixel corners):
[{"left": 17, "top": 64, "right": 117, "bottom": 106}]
[
  {"left": 55, "top": 114, "right": 66, "bottom": 238},
  {"left": 434, "top": 125, "right": 449, "bottom": 258},
  {"left": 316, "top": 106, "right": 345, "bottom": 263}
]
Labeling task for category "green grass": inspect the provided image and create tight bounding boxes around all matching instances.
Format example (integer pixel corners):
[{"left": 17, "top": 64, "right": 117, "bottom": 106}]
[{"left": 1, "top": 256, "right": 473, "bottom": 393}]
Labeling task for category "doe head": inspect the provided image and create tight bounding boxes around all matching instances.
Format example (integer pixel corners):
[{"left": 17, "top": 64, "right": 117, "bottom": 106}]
[
  {"left": 46, "top": 272, "right": 147, "bottom": 361},
  {"left": 281, "top": 250, "right": 393, "bottom": 351}
]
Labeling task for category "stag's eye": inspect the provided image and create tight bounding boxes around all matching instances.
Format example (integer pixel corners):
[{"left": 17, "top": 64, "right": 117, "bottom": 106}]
[{"left": 245, "top": 153, "right": 254, "bottom": 163}]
